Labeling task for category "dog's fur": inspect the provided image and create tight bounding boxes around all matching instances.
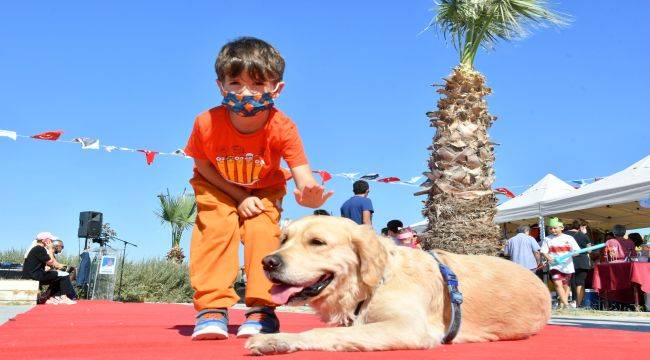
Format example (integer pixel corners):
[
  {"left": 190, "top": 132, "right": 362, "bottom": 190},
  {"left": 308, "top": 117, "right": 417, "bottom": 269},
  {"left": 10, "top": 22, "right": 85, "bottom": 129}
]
[{"left": 246, "top": 216, "right": 550, "bottom": 355}]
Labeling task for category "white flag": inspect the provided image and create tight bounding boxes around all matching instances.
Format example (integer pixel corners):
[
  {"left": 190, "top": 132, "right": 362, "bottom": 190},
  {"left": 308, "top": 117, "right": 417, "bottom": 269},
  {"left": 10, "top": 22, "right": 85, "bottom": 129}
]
[
  {"left": 405, "top": 176, "right": 423, "bottom": 184},
  {"left": 72, "top": 137, "right": 100, "bottom": 150},
  {"left": 104, "top": 146, "right": 117, "bottom": 152},
  {"left": 337, "top": 172, "right": 359, "bottom": 181},
  {"left": 0, "top": 130, "right": 17, "bottom": 141}
]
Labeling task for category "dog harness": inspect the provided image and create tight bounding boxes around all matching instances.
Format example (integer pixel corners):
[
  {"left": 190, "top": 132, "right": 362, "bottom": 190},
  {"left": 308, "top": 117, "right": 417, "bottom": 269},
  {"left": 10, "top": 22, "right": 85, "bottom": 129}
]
[
  {"left": 352, "top": 250, "right": 463, "bottom": 344},
  {"left": 428, "top": 250, "right": 463, "bottom": 344}
]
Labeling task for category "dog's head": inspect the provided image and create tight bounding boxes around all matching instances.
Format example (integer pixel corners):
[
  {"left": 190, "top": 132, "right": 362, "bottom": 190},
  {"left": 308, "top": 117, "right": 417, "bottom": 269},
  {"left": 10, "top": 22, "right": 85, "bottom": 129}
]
[{"left": 263, "top": 216, "right": 387, "bottom": 306}]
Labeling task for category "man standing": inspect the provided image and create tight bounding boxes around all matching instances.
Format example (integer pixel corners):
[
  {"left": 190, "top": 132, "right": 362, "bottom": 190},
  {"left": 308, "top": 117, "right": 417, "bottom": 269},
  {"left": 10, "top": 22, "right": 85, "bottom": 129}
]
[
  {"left": 340, "top": 180, "right": 373, "bottom": 225},
  {"left": 504, "top": 225, "right": 541, "bottom": 271},
  {"left": 565, "top": 219, "right": 591, "bottom": 308}
]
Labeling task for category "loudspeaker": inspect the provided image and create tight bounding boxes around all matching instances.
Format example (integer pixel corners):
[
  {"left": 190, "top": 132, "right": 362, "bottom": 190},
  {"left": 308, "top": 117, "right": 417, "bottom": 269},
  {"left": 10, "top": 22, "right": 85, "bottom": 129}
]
[{"left": 78, "top": 211, "right": 103, "bottom": 238}]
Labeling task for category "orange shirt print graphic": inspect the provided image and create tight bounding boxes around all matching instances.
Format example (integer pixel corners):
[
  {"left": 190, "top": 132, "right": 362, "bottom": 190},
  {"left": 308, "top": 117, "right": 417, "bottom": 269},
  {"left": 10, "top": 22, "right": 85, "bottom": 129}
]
[{"left": 216, "top": 152, "right": 266, "bottom": 186}]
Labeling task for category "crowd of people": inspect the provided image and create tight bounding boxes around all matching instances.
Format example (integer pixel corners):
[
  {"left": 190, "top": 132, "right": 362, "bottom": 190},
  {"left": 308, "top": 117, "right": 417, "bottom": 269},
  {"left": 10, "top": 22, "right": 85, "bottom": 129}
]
[
  {"left": 503, "top": 217, "right": 644, "bottom": 309},
  {"left": 315, "top": 179, "right": 422, "bottom": 249}
]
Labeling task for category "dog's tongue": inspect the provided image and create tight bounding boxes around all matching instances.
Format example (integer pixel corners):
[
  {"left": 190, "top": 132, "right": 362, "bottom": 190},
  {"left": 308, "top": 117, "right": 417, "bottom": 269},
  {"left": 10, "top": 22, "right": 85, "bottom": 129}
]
[{"left": 270, "top": 284, "right": 305, "bottom": 305}]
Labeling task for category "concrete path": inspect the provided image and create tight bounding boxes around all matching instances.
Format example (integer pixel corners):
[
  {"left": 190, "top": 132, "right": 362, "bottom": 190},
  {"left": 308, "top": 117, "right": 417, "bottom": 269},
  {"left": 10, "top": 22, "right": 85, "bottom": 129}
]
[
  {"left": 549, "top": 315, "right": 650, "bottom": 332},
  {"left": 0, "top": 305, "right": 33, "bottom": 326}
]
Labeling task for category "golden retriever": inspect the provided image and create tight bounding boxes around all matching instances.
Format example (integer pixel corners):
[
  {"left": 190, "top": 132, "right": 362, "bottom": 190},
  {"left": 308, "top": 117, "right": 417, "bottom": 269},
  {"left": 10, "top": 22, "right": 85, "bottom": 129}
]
[{"left": 245, "top": 216, "right": 550, "bottom": 355}]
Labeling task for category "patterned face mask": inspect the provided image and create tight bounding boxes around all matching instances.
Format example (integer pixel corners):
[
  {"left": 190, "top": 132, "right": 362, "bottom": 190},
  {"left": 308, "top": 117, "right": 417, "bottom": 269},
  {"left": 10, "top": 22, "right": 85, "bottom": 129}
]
[{"left": 221, "top": 91, "right": 275, "bottom": 117}]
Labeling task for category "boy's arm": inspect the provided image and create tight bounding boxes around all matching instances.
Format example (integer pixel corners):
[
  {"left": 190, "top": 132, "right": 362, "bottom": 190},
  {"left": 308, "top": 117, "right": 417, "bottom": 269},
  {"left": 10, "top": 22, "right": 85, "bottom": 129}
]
[
  {"left": 194, "top": 159, "right": 265, "bottom": 218},
  {"left": 362, "top": 210, "right": 372, "bottom": 225},
  {"left": 290, "top": 165, "right": 333, "bottom": 209}
]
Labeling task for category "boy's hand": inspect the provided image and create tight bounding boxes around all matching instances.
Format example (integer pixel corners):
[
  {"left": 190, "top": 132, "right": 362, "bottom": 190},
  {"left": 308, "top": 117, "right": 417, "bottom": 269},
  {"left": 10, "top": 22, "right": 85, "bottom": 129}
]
[
  {"left": 293, "top": 184, "right": 333, "bottom": 209},
  {"left": 238, "top": 196, "right": 265, "bottom": 218}
]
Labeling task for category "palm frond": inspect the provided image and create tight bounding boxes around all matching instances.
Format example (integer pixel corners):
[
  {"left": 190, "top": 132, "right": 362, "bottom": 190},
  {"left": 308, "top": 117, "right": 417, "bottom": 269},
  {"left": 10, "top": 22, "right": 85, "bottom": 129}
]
[
  {"left": 431, "top": 0, "right": 569, "bottom": 67},
  {"left": 156, "top": 189, "right": 197, "bottom": 248}
]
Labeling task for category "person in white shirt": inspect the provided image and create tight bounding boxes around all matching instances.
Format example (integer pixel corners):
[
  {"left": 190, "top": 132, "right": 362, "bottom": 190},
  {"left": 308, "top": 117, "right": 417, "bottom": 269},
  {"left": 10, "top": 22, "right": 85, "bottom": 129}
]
[{"left": 540, "top": 218, "right": 580, "bottom": 309}]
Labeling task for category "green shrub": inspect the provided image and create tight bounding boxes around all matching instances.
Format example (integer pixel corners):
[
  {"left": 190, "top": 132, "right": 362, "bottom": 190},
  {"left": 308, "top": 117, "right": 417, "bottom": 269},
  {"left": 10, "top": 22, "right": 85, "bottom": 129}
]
[{"left": 116, "top": 258, "right": 193, "bottom": 303}]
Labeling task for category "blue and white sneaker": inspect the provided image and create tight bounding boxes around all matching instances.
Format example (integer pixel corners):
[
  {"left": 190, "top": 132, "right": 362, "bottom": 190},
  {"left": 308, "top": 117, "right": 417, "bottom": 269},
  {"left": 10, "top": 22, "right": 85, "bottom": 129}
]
[
  {"left": 192, "top": 309, "right": 229, "bottom": 340},
  {"left": 236, "top": 307, "right": 280, "bottom": 338}
]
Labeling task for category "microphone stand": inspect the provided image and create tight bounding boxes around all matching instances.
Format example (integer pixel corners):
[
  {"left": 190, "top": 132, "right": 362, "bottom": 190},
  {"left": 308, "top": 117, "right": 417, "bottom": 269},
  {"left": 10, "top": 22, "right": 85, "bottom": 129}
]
[{"left": 110, "top": 236, "right": 138, "bottom": 302}]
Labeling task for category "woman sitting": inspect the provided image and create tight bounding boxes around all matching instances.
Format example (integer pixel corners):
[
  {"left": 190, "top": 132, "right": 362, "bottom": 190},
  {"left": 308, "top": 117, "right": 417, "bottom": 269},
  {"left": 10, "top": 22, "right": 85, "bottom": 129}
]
[{"left": 23, "top": 232, "right": 77, "bottom": 305}]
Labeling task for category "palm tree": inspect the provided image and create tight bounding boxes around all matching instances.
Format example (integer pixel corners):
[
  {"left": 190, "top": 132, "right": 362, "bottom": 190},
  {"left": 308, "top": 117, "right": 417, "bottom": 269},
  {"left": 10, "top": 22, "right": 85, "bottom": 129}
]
[
  {"left": 419, "top": 0, "right": 567, "bottom": 255},
  {"left": 156, "top": 189, "right": 197, "bottom": 262}
]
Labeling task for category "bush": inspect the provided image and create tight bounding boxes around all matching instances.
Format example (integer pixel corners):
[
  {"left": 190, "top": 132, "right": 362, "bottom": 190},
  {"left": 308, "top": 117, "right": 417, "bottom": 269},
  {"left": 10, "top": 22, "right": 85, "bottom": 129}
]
[
  {"left": 116, "top": 258, "right": 193, "bottom": 303},
  {"left": 1, "top": 249, "right": 193, "bottom": 303}
]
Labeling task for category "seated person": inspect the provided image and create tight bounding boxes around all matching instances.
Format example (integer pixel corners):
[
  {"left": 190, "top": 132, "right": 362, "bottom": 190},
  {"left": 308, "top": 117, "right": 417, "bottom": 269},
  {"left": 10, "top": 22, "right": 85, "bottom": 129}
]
[
  {"left": 23, "top": 232, "right": 77, "bottom": 305},
  {"left": 51, "top": 239, "right": 76, "bottom": 282}
]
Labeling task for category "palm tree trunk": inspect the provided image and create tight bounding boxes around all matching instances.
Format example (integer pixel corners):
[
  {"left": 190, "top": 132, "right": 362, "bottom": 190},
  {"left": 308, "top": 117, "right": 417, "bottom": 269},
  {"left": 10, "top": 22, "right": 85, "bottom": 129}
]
[{"left": 421, "top": 65, "right": 502, "bottom": 256}]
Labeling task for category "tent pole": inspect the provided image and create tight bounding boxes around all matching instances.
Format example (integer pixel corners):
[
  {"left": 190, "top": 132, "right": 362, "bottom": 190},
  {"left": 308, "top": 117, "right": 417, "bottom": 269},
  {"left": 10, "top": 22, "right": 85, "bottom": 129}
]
[{"left": 538, "top": 216, "right": 546, "bottom": 241}]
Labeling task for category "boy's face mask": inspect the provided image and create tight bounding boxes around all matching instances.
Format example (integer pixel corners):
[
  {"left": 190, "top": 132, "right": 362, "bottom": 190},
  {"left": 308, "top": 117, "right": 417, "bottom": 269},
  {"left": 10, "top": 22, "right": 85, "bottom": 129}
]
[
  {"left": 219, "top": 82, "right": 280, "bottom": 117},
  {"left": 222, "top": 91, "right": 275, "bottom": 117}
]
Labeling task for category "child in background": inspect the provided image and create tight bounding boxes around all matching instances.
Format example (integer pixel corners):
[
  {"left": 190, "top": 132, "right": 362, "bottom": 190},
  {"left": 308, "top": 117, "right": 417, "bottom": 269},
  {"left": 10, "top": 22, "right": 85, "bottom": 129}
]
[{"left": 184, "top": 37, "right": 332, "bottom": 340}]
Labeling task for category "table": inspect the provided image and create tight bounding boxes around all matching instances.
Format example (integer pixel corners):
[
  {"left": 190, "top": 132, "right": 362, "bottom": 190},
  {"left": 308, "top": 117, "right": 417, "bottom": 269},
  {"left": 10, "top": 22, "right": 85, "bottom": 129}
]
[{"left": 592, "top": 261, "right": 650, "bottom": 309}]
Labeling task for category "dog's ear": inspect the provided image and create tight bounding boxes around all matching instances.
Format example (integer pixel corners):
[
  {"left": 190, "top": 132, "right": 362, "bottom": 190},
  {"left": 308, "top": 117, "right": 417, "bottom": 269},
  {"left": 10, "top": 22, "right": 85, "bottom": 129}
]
[{"left": 351, "top": 224, "right": 387, "bottom": 288}]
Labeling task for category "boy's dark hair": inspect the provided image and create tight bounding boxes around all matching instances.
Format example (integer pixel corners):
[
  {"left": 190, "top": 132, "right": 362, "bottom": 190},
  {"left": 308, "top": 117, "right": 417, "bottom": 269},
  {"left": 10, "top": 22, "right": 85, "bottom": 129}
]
[
  {"left": 352, "top": 180, "right": 369, "bottom": 195},
  {"left": 386, "top": 219, "right": 403, "bottom": 233},
  {"left": 313, "top": 209, "right": 330, "bottom": 216},
  {"left": 215, "top": 37, "right": 285, "bottom": 83}
]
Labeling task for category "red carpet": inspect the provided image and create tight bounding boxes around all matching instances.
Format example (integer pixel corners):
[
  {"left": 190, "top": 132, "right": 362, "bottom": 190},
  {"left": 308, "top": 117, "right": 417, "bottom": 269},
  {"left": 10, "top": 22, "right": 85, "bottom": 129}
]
[{"left": 0, "top": 301, "right": 646, "bottom": 360}]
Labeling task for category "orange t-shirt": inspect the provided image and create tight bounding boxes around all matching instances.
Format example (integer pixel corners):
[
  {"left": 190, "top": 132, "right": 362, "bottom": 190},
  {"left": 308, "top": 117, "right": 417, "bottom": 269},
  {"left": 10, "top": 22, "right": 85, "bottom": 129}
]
[{"left": 184, "top": 106, "right": 308, "bottom": 190}]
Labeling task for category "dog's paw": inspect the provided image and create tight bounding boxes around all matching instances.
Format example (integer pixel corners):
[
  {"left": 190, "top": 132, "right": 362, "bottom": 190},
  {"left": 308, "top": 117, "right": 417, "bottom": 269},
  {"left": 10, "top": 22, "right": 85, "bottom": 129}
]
[{"left": 245, "top": 333, "right": 298, "bottom": 355}]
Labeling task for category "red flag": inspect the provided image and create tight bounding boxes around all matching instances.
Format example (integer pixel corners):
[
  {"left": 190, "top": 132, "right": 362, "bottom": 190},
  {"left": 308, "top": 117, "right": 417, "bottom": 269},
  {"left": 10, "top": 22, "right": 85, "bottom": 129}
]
[
  {"left": 495, "top": 187, "right": 515, "bottom": 198},
  {"left": 137, "top": 149, "right": 159, "bottom": 165},
  {"left": 377, "top": 177, "right": 401, "bottom": 183},
  {"left": 31, "top": 130, "right": 63, "bottom": 141},
  {"left": 313, "top": 170, "right": 332, "bottom": 184}
]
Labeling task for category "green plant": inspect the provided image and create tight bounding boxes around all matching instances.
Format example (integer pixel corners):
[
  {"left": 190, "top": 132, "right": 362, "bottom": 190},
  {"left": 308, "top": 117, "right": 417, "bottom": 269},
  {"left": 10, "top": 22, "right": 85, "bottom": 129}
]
[
  {"left": 115, "top": 257, "right": 193, "bottom": 303},
  {"left": 156, "top": 189, "right": 197, "bottom": 262}
]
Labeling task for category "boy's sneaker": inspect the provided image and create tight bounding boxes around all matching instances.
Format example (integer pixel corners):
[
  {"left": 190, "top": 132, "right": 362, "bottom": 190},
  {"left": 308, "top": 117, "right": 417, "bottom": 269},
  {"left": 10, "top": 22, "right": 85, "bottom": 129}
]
[
  {"left": 236, "top": 307, "right": 280, "bottom": 338},
  {"left": 192, "top": 309, "right": 229, "bottom": 340}
]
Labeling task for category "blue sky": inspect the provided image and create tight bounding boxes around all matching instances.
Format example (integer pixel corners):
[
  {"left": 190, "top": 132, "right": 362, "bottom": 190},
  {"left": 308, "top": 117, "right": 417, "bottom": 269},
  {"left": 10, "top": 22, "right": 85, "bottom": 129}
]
[{"left": 1, "top": 1, "right": 649, "bottom": 260}]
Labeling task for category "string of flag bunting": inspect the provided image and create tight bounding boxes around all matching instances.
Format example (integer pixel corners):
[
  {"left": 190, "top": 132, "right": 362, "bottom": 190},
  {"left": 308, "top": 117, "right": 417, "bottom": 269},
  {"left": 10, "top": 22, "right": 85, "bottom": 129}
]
[{"left": 0, "top": 129, "right": 603, "bottom": 198}]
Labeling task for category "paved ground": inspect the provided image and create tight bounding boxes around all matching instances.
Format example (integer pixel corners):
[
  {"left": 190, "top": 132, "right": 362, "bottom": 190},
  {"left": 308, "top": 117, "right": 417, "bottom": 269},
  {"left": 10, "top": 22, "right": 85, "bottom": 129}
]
[
  {"left": 2, "top": 304, "right": 649, "bottom": 332},
  {"left": 0, "top": 305, "right": 33, "bottom": 326},
  {"left": 549, "top": 315, "right": 650, "bottom": 332}
]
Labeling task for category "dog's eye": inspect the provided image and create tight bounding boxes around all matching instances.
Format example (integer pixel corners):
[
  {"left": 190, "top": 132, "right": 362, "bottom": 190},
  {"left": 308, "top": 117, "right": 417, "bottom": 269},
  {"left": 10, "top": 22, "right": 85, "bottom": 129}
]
[
  {"left": 309, "top": 238, "right": 327, "bottom": 246},
  {"left": 280, "top": 235, "right": 288, "bottom": 245}
]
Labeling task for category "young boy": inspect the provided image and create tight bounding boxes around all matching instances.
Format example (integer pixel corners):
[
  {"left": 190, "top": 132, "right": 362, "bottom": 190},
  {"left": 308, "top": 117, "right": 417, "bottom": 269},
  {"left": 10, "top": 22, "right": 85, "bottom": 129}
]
[
  {"left": 184, "top": 37, "right": 332, "bottom": 340},
  {"left": 540, "top": 217, "right": 580, "bottom": 309}
]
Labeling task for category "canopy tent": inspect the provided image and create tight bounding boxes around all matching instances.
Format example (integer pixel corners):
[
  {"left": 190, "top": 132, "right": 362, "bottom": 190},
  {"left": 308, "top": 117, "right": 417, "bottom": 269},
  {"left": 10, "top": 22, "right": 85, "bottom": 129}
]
[
  {"left": 494, "top": 174, "right": 576, "bottom": 224},
  {"left": 541, "top": 155, "right": 650, "bottom": 229},
  {"left": 409, "top": 219, "right": 428, "bottom": 234}
]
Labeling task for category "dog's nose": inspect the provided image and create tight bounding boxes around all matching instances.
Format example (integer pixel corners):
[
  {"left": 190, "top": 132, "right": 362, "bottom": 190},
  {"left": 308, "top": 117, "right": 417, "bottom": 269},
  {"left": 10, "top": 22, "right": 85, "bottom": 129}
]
[{"left": 262, "top": 254, "right": 283, "bottom": 271}]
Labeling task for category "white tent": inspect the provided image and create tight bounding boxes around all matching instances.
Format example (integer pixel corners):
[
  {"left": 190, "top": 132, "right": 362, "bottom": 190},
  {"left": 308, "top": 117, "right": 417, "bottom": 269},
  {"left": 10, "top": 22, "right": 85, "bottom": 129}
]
[
  {"left": 409, "top": 219, "right": 428, "bottom": 234},
  {"left": 541, "top": 155, "right": 650, "bottom": 229},
  {"left": 494, "top": 174, "right": 576, "bottom": 224}
]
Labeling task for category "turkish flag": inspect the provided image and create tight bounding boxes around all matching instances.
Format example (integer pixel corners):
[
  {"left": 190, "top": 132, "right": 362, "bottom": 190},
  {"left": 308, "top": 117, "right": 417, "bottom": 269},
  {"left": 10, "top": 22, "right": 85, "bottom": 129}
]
[
  {"left": 495, "top": 187, "right": 516, "bottom": 198},
  {"left": 31, "top": 130, "right": 63, "bottom": 141},
  {"left": 138, "top": 149, "right": 159, "bottom": 165},
  {"left": 313, "top": 170, "right": 332, "bottom": 184},
  {"left": 377, "top": 177, "right": 401, "bottom": 183}
]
